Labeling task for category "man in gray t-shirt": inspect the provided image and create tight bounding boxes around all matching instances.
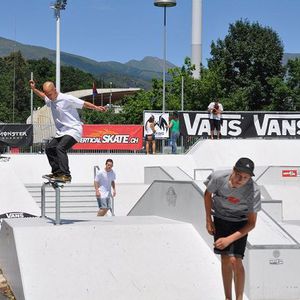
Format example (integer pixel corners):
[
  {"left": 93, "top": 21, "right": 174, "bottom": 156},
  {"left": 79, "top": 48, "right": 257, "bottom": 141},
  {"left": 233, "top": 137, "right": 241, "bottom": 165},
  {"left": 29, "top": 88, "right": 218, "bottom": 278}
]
[{"left": 204, "top": 157, "right": 261, "bottom": 300}]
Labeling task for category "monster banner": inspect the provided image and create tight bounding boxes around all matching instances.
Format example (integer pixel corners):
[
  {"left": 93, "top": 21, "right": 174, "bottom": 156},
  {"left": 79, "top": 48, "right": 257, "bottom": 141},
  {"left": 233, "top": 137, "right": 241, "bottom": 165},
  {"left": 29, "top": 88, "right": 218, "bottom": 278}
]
[{"left": 180, "top": 111, "right": 300, "bottom": 138}]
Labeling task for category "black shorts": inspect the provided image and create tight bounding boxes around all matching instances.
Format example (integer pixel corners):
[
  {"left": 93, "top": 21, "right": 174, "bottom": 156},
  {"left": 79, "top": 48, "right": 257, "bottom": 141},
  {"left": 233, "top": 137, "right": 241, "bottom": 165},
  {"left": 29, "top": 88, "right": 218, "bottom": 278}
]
[
  {"left": 145, "top": 134, "right": 155, "bottom": 141},
  {"left": 213, "top": 216, "right": 248, "bottom": 259},
  {"left": 209, "top": 119, "right": 221, "bottom": 131}
]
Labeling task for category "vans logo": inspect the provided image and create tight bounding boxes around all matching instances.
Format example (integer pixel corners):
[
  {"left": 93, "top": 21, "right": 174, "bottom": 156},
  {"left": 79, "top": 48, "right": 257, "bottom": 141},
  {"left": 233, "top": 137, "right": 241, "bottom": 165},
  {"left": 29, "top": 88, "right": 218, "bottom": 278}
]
[{"left": 181, "top": 112, "right": 300, "bottom": 138}]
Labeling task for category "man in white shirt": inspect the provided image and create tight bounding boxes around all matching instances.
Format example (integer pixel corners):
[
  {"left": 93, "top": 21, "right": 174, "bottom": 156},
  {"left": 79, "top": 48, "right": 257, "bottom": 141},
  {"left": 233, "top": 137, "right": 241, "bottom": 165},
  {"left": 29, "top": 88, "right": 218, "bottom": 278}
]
[
  {"left": 208, "top": 99, "right": 223, "bottom": 139},
  {"left": 94, "top": 159, "right": 116, "bottom": 216},
  {"left": 29, "top": 80, "right": 106, "bottom": 182}
]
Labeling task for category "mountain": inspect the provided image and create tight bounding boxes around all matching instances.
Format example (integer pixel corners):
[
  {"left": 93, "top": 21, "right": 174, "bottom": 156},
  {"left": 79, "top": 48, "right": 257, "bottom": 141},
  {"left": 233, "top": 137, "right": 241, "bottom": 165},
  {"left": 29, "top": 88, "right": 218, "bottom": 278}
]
[
  {"left": 282, "top": 53, "right": 300, "bottom": 65},
  {"left": 0, "top": 37, "right": 176, "bottom": 90}
]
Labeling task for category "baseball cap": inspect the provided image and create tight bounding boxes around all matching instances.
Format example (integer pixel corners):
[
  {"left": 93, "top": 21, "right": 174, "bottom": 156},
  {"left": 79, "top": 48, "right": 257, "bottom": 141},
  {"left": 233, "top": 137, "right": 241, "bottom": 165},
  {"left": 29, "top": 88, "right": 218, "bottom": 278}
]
[{"left": 234, "top": 157, "right": 255, "bottom": 176}]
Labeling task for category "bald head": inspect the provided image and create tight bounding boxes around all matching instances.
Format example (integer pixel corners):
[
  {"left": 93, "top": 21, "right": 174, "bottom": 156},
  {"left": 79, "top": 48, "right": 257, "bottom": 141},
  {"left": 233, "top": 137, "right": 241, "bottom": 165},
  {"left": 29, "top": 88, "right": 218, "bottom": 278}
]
[{"left": 43, "top": 81, "right": 58, "bottom": 100}]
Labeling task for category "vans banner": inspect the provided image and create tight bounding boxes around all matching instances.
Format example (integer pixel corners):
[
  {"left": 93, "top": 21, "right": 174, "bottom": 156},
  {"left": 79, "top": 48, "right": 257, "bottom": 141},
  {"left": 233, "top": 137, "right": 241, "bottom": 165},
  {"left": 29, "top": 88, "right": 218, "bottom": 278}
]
[
  {"left": 0, "top": 124, "right": 33, "bottom": 147},
  {"left": 180, "top": 112, "right": 300, "bottom": 138},
  {"left": 72, "top": 124, "right": 143, "bottom": 150}
]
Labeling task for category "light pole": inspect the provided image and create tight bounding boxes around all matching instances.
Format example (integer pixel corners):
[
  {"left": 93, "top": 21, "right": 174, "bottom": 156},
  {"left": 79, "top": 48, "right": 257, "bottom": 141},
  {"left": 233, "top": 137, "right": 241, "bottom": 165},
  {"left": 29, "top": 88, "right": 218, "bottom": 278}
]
[
  {"left": 109, "top": 82, "right": 112, "bottom": 109},
  {"left": 154, "top": 0, "right": 176, "bottom": 113},
  {"left": 50, "top": 0, "right": 67, "bottom": 92},
  {"left": 191, "top": 0, "right": 202, "bottom": 79}
]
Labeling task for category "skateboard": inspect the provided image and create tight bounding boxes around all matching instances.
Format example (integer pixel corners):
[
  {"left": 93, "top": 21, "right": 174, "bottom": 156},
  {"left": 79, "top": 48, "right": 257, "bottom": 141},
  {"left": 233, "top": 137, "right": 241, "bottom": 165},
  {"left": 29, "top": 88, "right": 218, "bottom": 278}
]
[
  {"left": 42, "top": 175, "right": 66, "bottom": 185},
  {"left": 0, "top": 155, "right": 10, "bottom": 162}
]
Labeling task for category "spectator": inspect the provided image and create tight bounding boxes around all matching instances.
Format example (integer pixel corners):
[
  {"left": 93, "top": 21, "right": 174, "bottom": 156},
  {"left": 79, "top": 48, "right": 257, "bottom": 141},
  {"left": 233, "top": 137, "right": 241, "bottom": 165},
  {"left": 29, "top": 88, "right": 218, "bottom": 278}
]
[
  {"left": 208, "top": 99, "right": 223, "bottom": 139},
  {"left": 94, "top": 159, "right": 116, "bottom": 217},
  {"left": 144, "top": 115, "right": 156, "bottom": 154},
  {"left": 168, "top": 112, "right": 180, "bottom": 154}
]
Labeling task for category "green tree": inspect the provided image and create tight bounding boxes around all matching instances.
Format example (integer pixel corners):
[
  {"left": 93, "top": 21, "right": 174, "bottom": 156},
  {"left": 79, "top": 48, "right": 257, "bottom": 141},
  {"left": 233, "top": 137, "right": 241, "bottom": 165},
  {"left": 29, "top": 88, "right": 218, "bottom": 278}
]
[{"left": 208, "top": 19, "right": 284, "bottom": 110}]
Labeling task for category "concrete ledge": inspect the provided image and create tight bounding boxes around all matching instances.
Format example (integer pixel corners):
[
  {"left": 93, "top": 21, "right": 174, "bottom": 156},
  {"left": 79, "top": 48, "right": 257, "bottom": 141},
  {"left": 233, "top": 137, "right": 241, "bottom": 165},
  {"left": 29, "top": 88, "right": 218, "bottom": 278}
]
[{"left": 0, "top": 216, "right": 224, "bottom": 300}]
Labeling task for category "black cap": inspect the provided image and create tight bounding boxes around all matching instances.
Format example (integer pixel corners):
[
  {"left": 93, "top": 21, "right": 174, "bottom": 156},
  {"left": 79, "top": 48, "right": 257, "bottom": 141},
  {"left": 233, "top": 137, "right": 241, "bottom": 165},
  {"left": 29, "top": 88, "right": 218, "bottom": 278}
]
[{"left": 234, "top": 157, "right": 255, "bottom": 176}]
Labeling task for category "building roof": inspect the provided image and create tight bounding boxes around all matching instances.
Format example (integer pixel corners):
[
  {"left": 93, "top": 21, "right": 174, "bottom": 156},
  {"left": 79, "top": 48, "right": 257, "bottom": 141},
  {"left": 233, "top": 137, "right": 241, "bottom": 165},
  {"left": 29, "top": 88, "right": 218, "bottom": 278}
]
[{"left": 68, "top": 88, "right": 141, "bottom": 106}]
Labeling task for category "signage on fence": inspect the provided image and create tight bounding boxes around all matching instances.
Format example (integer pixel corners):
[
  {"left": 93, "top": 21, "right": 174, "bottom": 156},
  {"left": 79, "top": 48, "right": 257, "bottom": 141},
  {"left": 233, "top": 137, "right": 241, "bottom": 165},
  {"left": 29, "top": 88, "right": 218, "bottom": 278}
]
[
  {"left": 72, "top": 125, "right": 143, "bottom": 150},
  {"left": 0, "top": 124, "right": 33, "bottom": 147},
  {"left": 179, "top": 112, "right": 300, "bottom": 138},
  {"left": 144, "top": 112, "right": 169, "bottom": 139}
]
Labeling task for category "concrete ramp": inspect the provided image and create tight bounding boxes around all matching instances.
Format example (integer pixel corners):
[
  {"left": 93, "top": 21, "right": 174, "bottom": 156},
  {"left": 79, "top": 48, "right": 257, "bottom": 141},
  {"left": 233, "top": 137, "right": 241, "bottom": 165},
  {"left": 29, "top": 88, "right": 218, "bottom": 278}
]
[
  {"left": 0, "top": 216, "right": 225, "bottom": 300},
  {"left": 144, "top": 166, "right": 192, "bottom": 184},
  {"left": 128, "top": 180, "right": 211, "bottom": 244},
  {"left": 262, "top": 184, "right": 300, "bottom": 221},
  {"left": 0, "top": 163, "right": 40, "bottom": 220}
]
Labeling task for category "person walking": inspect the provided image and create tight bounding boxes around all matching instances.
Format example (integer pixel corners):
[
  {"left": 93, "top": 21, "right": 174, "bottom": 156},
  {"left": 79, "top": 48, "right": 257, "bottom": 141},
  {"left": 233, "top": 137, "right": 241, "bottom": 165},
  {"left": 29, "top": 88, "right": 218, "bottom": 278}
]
[
  {"left": 168, "top": 112, "right": 180, "bottom": 154},
  {"left": 208, "top": 99, "right": 223, "bottom": 139},
  {"left": 144, "top": 115, "right": 156, "bottom": 154},
  {"left": 29, "top": 80, "right": 106, "bottom": 182},
  {"left": 204, "top": 157, "right": 261, "bottom": 300},
  {"left": 94, "top": 159, "right": 116, "bottom": 216}
]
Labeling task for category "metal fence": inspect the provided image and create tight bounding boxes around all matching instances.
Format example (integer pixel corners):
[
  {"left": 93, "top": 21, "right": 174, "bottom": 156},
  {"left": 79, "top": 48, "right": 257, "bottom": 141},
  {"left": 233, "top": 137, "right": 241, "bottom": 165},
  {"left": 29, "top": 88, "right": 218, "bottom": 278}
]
[{"left": 1, "top": 124, "right": 202, "bottom": 155}]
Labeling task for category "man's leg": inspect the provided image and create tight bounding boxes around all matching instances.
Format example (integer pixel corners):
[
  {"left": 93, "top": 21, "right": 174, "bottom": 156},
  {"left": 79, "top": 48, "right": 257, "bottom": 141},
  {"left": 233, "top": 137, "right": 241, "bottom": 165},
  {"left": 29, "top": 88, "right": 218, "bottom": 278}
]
[
  {"left": 56, "top": 135, "right": 77, "bottom": 176},
  {"left": 233, "top": 258, "right": 245, "bottom": 300},
  {"left": 45, "top": 138, "right": 60, "bottom": 174},
  {"left": 97, "top": 197, "right": 110, "bottom": 216},
  {"left": 221, "top": 255, "right": 233, "bottom": 300}
]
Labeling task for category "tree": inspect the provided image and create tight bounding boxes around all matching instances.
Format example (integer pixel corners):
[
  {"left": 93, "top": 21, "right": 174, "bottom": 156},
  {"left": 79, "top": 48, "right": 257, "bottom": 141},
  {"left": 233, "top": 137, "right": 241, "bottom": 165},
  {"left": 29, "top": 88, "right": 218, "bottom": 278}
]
[{"left": 208, "top": 19, "right": 284, "bottom": 110}]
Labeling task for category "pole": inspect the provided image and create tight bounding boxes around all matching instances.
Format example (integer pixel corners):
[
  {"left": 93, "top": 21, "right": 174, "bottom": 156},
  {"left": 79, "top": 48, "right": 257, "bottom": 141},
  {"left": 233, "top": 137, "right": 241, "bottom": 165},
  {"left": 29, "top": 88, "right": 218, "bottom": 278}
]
[
  {"left": 163, "top": 6, "right": 167, "bottom": 113},
  {"left": 41, "top": 183, "right": 46, "bottom": 218},
  {"left": 30, "top": 72, "right": 34, "bottom": 153},
  {"left": 56, "top": 9, "right": 61, "bottom": 92},
  {"left": 55, "top": 185, "right": 61, "bottom": 225},
  {"left": 181, "top": 75, "right": 184, "bottom": 111}
]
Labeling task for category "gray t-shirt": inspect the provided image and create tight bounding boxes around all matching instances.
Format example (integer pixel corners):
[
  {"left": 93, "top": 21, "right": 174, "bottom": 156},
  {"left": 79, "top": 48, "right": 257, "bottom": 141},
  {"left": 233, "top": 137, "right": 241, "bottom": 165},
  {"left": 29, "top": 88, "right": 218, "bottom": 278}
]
[{"left": 204, "top": 170, "right": 261, "bottom": 222}]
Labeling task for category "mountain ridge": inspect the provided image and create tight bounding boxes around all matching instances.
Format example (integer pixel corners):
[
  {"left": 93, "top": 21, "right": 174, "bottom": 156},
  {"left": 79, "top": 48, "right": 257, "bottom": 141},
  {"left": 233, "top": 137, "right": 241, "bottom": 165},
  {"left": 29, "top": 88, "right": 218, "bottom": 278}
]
[{"left": 0, "top": 36, "right": 176, "bottom": 89}]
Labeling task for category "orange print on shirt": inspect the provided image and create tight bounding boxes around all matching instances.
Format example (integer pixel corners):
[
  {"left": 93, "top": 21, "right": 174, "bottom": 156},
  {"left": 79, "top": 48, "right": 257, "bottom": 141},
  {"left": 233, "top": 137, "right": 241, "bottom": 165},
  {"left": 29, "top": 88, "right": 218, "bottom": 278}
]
[{"left": 227, "top": 196, "right": 240, "bottom": 204}]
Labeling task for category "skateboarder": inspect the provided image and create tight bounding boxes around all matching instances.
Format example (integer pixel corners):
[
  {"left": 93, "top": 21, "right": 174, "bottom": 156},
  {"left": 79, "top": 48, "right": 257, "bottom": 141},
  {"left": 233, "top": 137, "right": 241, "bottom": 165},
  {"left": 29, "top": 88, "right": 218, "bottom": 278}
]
[
  {"left": 94, "top": 159, "right": 116, "bottom": 216},
  {"left": 29, "top": 80, "right": 106, "bottom": 182},
  {"left": 204, "top": 157, "right": 261, "bottom": 300}
]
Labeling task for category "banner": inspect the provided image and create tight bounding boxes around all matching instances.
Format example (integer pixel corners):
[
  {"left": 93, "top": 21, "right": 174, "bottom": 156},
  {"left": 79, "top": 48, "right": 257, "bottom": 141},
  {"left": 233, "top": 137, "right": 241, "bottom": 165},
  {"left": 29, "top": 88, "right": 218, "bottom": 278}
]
[
  {"left": 72, "top": 125, "right": 143, "bottom": 150},
  {"left": 144, "top": 112, "right": 169, "bottom": 139},
  {"left": 0, "top": 124, "right": 33, "bottom": 147},
  {"left": 180, "top": 111, "right": 300, "bottom": 138}
]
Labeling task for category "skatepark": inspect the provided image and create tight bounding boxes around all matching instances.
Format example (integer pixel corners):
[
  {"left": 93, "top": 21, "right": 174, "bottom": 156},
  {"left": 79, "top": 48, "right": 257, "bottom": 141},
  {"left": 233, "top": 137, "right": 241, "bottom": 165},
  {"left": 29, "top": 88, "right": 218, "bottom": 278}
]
[{"left": 1, "top": 139, "right": 300, "bottom": 299}]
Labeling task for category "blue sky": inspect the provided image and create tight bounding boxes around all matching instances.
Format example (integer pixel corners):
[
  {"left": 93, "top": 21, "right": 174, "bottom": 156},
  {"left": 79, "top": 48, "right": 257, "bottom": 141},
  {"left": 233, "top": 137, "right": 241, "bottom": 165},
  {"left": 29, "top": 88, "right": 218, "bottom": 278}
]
[{"left": 0, "top": 0, "right": 300, "bottom": 67}]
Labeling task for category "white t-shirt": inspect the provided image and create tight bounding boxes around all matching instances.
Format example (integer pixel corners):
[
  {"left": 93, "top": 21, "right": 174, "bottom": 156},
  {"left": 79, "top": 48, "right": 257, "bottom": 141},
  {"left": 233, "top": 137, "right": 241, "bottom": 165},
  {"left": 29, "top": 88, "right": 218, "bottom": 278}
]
[
  {"left": 144, "top": 121, "right": 155, "bottom": 135},
  {"left": 208, "top": 102, "right": 223, "bottom": 120},
  {"left": 94, "top": 169, "right": 116, "bottom": 198},
  {"left": 45, "top": 93, "right": 84, "bottom": 141}
]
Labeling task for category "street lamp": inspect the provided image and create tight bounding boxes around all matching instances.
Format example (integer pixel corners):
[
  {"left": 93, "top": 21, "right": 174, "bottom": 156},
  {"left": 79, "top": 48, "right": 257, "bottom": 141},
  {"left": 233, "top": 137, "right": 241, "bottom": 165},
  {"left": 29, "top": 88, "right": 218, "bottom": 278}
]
[
  {"left": 154, "top": 0, "right": 176, "bottom": 113},
  {"left": 50, "top": 0, "right": 67, "bottom": 92},
  {"left": 109, "top": 82, "right": 112, "bottom": 109}
]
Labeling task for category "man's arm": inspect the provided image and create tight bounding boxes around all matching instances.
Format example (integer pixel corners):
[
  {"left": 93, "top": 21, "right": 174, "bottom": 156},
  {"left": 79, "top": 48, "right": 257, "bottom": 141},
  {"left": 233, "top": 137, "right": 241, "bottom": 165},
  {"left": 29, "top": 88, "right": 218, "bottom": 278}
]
[
  {"left": 111, "top": 181, "right": 116, "bottom": 197},
  {"left": 214, "top": 212, "right": 258, "bottom": 250},
  {"left": 29, "top": 80, "right": 46, "bottom": 99},
  {"left": 204, "top": 189, "right": 215, "bottom": 235},
  {"left": 83, "top": 101, "right": 106, "bottom": 112},
  {"left": 94, "top": 181, "right": 101, "bottom": 198}
]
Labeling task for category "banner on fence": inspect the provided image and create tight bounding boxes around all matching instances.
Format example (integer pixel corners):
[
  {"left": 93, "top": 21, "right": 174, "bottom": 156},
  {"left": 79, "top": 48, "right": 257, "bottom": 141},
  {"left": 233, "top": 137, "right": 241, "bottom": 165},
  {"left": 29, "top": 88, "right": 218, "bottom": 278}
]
[
  {"left": 0, "top": 124, "right": 33, "bottom": 147},
  {"left": 72, "top": 124, "right": 143, "bottom": 150},
  {"left": 144, "top": 112, "right": 169, "bottom": 139},
  {"left": 179, "top": 112, "right": 300, "bottom": 138}
]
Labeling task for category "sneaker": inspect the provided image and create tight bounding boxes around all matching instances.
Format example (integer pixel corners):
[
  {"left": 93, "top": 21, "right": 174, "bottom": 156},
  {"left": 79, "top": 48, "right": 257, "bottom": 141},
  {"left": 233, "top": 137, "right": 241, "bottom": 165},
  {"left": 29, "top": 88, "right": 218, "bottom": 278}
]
[
  {"left": 44, "top": 173, "right": 56, "bottom": 178},
  {"left": 53, "top": 174, "right": 72, "bottom": 183}
]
